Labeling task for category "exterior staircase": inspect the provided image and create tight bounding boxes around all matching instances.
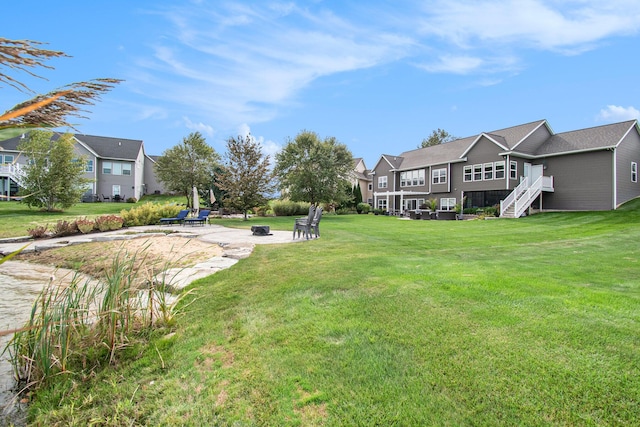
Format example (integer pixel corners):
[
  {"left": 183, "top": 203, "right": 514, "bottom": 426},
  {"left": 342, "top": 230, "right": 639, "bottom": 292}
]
[
  {"left": 500, "top": 175, "right": 554, "bottom": 218},
  {"left": 0, "top": 163, "right": 23, "bottom": 199}
]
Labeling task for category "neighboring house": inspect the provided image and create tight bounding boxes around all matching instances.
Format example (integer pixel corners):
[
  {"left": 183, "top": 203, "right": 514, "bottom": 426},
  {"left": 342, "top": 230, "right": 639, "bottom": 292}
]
[
  {"left": 0, "top": 132, "right": 167, "bottom": 202},
  {"left": 371, "top": 119, "right": 640, "bottom": 217},
  {"left": 351, "top": 157, "right": 373, "bottom": 206}
]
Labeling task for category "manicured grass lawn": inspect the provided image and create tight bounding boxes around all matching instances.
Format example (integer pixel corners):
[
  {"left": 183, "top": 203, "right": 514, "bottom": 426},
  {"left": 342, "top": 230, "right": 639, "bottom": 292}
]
[{"left": 23, "top": 203, "right": 640, "bottom": 425}]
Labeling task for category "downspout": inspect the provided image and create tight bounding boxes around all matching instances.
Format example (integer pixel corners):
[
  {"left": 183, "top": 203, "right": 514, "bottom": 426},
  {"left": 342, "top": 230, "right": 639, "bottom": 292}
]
[{"left": 612, "top": 148, "right": 617, "bottom": 209}]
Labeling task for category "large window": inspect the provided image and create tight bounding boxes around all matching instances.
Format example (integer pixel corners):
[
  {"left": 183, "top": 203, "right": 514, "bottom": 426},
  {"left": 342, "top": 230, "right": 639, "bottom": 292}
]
[
  {"left": 473, "top": 164, "right": 482, "bottom": 181},
  {"left": 483, "top": 163, "right": 493, "bottom": 180},
  {"left": 103, "top": 161, "right": 132, "bottom": 176},
  {"left": 378, "top": 176, "right": 388, "bottom": 189},
  {"left": 633, "top": 162, "right": 638, "bottom": 183},
  {"left": 432, "top": 168, "right": 447, "bottom": 184},
  {"left": 1, "top": 155, "right": 14, "bottom": 164},
  {"left": 440, "top": 198, "right": 456, "bottom": 211},
  {"left": 495, "top": 161, "right": 505, "bottom": 179},
  {"left": 400, "top": 169, "right": 425, "bottom": 187},
  {"left": 377, "top": 199, "right": 387, "bottom": 210},
  {"left": 464, "top": 165, "right": 472, "bottom": 182},
  {"left": 404, "top": 198, "right": 425, "bottom": 210},
  {"left": 510, "top": 161, "right": 518, "bottom": 180}
]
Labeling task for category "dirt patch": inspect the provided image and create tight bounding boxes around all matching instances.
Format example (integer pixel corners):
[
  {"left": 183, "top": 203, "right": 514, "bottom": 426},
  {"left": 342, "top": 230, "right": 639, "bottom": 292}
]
[{"left": 17, "top": 235, "right": 223, "bottom": 279}]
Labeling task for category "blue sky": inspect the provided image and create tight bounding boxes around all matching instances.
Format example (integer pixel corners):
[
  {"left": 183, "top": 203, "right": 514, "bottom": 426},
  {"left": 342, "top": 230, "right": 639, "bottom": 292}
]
[{"left": 4, "top": 0, "right": 640, "bottom": 168}]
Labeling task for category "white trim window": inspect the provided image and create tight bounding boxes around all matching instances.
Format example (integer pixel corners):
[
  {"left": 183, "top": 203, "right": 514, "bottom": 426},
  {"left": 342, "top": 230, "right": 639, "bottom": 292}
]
[
  {"left": 473, "top": 164, "right": 482, "bottom": 181},
  {"left": 510, "top": 161, "right": 518, "bottom": 180},
  {"left": 432, "top": 168, "right": 447, "bottom": 184},
  {"left": 632, "top": 162, "right": 638, "bottom": 183},
  {"left": 85, "top": 159, "right": 94, "bottom": 173},
  {"left": 112, "top": 184, "right": 121, "bottom": 197},
  {"left": 401, "top": 169, "right": 425, "bottom": 187},
  {"left": 484, "top": 163, "right": 493, "bottom": 180},
  {"left": 122, "top": 164, "right": 132, "bottom": 176},
  {"left": 103, "top": 161, "right": 112, "bottom": 174},
  {"left": 377, "top": 199, "right": 387, "bottom": 210},
  {"left": 368, "top": 183, "right": 373, "bottom": 191},
  {"left": 463, "top": 165, "right": 472, "bottom": 182},
  {"left": 378, "top": 176, "right": 388, "bottom": 189},
  {"left": 440, "top": 198, "right": 456, "bottom": 211},
  {"left": 495, "top": 161, "right": 505, "bottom": 179}
]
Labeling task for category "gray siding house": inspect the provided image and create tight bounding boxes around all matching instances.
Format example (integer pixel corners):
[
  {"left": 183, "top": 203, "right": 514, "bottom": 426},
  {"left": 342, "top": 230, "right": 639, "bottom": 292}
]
[
  {"left": 371, "top": 119, "right": 640, "bottom": 216},
  {"left": 0, "top": 132, "right": 166, "bottom": 202}
]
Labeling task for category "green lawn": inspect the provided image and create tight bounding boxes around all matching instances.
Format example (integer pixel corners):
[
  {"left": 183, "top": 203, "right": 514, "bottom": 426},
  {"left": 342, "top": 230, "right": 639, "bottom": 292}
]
[{"left": 20, "top": 203, "right": 640, "bottom": 425}]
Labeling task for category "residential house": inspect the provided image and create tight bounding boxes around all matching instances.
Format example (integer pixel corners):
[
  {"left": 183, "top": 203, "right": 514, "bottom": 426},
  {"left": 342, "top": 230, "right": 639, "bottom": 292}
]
[
  {"left": 0, "top": 132, "right": 166, "bottom": 201},
  {"left": 351, "top": 157, "right": 373, "bottom": 206},
  {"left": 371, "top": 119, "right": 640, "bottom": 217}
]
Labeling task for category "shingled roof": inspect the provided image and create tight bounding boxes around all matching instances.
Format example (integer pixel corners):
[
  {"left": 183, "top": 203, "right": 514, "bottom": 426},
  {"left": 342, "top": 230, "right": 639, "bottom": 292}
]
[
  {"left": 535, "top": 120, "right": 638, "bottom": 156},
  {"left": 74, "top": 134, "right": 143, "bottom": 161}
]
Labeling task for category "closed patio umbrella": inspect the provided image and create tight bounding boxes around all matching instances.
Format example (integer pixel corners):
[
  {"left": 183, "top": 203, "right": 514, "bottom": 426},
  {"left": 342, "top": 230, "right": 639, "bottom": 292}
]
[
  {"left": 192, "top": 186, "right": 199, "bottom": 216},
  {"left": 209, "top": 188, "right": 216, "bottom": 206}
]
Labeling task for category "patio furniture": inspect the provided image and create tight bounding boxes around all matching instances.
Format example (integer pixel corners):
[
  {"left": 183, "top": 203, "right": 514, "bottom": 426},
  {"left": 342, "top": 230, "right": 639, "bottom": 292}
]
[
  {"left": 184, "top": 209, "right": 211, "bottom": 226},
  {"left": 293, "top": 205, "right": 316, "bottom": 239},
  {"left": 436, "top": 210, "right": 457, "bottom": 220},
  {"left": 160, "top": 209, "right": 190, "bottom": 225},
  {"left": 102, "top": 194, "right": 111, "bottom": 202},
  {"left": 309, "top": 207, "right": 323, "bottom": 238}
]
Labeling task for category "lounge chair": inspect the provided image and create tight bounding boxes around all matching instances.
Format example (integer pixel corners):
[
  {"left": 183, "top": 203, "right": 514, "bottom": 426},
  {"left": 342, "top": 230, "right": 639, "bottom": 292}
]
[
  {"left": 293, "top": 205, "right": 315, "bottom": 239},
  {"left": 160, "top": 209, "right": 190, "bottom": 225},
  {"left": 184, "top": 209, "right": 211, "bottom": 226}
]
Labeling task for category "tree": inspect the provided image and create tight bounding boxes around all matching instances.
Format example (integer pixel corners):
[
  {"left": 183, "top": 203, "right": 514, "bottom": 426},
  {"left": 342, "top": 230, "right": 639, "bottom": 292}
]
[
  {"left": 155, "top": 132, "right": 219, "bottom": 207},
  {"left": 354, "top": 182, "right": 363, "bottom": 206},
  {"left": 274, "top": 130, "right": 354, "bottom": 206},
  {"left": 216, "top": 134, "right": 275, "bottom": 220},
  {"left": 419, "top": 128, "right": 456, "bottom": 148},
  {"left": 0, "top": 38, "right": 121, "bottom": 139},
  {"left": 17, "top": 130, "right": 91, "bottom": 211}
]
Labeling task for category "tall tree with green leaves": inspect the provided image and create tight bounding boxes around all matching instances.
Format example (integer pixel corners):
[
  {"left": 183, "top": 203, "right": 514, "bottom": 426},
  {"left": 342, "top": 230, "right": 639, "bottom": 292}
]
[
  {"left": 155, "top": 132, "right": 220, "bottom": 207},
  {"left": 419, "top": 128, "right": 457, "bottom": 148},
  {"left": 275, "top": 130, "right": 353, "bottom": 206},
  {"left": 216, "top": 134, "right": 275, "bottom": 220},
  {"left": 18, "top": 130, "right": 91, "bottom": 211}
]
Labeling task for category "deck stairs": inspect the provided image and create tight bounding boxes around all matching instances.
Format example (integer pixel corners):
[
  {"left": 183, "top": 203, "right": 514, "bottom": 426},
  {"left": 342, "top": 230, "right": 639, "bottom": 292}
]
[
  {"left": 500, "top": 175, "right": 554, "bottom": 218},
  {"left": 0, "top": 163, "right": 23, "bottom": 187}
]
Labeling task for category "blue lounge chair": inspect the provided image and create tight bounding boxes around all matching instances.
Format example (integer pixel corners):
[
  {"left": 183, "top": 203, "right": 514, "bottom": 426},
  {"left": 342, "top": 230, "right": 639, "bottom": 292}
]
[
  {"left": 160, "top": 209, "right": 190, "bottom": 225},
  {"left": 184, "top": 209, "right": 211, "bottom": 226}
]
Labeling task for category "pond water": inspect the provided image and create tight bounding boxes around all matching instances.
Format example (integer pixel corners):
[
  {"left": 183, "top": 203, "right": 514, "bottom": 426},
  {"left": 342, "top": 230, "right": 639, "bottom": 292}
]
[{"left": 0, "top": 261, "right": 75, "bottom": 424}]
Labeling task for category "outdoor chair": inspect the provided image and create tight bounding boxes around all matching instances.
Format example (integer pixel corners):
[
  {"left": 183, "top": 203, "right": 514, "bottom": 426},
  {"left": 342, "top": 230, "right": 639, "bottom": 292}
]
[
  {"left": 184, "top": 209, "right": 211, "bottom": 226},
  {"left": 160, "top": 209, "right": 190, "bottom": 225},
  {"left": 293, "top": 205, "right": 316, "bottom": 239},
  {"left": 102, "top": 194, "right": 110, "bottom": 202},
  {"left": 309, "top": 207, "right": 323, "bottom": 239}
]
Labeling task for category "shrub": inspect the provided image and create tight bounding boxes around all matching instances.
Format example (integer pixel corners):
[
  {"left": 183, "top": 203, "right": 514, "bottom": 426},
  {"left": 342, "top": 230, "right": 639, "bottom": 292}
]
[
  {"left": 356, "top": 203, "right": 370, "bottom": 214},
  {"left": 336, "top": 208, "right": 357, "bottom": 215},
  {"left": 76, "top": 218, "right": 95, "bottom": 234},
  {"left": 120, "top": 203, "right": 182, "bottom": 226},
  {"left": 52, "top": 220, "right": 79, "bottom": 237},
  {"left": 271, "top": 200, "right": 311, "bottom": 216},
  {"left": 94, "top": 215, "right": 124, "bottom": 231},
  {"left": 126, "top": 197, "right": 137, "bottom": 203},
  {"left": 27, "top": 225, "right": 49, "bottom": 239}
]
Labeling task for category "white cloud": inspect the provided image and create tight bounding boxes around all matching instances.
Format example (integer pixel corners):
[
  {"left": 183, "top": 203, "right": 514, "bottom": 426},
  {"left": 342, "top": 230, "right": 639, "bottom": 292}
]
[
  {"left": 597, "top": 105, "right": 640, "bottom": 122},
  {"left": 182, "top": 117, "right": 215, "bottom": 136},
  {"left": 235, "top": 123, "right": 282, "bottom": 158}
]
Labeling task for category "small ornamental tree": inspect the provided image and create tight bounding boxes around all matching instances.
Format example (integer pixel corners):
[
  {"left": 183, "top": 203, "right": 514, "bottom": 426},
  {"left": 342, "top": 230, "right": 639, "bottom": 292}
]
[
  {"left": 18, "top": 130, "right": 91, "bottom": 211},
  {"left": 216, "top": 134, "right": 275, "bottom": 220}
]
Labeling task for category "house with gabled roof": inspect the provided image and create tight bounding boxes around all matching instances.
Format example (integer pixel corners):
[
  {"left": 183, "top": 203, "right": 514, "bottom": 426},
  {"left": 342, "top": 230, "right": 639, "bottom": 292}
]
[
  {"left": 0, "top": 132, "right": 166, "bottom": 202},
  {"left": 351, "top": 157, "right": 373, "bottom": 205},
  {"left": 370, "top": 119, "right": 640, "bottom": 217}
]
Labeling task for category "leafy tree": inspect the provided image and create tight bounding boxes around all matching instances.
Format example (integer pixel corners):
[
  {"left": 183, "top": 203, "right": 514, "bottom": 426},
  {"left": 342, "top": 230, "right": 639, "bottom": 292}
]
[
  {"left": 275, "top": 130, "right": 354, "bottom": 206},
  {"left": 0, "top": 37, "right": 121, "bottom": 140},
  {"left": 354, "top": 182, "right": 363, "bottom": 206},
  {"left": 419, "top": 128, "right": 456, "bottom": 148},
  {"left": 18, "top": 130, "right": 91, "bottom": 211},
  {"left": 155, "top": 132, "right": 220, "bottom": 208},
  {"left": 216, "top": 134, "right": 275, "bottom": 220}
]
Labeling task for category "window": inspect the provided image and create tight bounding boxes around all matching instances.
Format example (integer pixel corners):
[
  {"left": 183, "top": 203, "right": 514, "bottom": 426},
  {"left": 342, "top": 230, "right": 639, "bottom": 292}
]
[
  {"left": 103, "top": 161, "right": 112, "bottom": 174},
  {"left": 401, "top": 169, "right": 425, "bottom": 187},
  {"left": 510, "top": 161, "right": 517, "bottom": 180},
  {"left": 495, "top": 161, "right": 505, "bottom": 179},
  {"left": 122, "top": 164, "right": 132, "bottom": 176},
  {"left": 378, "top": 176, "right": 387, "bottom": 188},
  {"left": 2, "top": 155, "right": 14, "bottom": 165},
  {"left": 484, "top": 163, "right": 493, "bottom": 180},
  {"left": 440, "top": 198, "right": 456, "bottom": 211},
  {"left": 104, "top": 161, "right": 132, "bottom": 176},
  {"left": 113, "top": 163, "right": 122, "bottom": 175},
  {"left": 432, "top": 168, "right": 447, "bottom": 184},
  {"left": 85, "top": 160, "right": 94, "bottom": 173},
  {"left": 632, "top": 162, "right": 638, "bottom": 183},
  {"left": 112, "top": 184, "right": 121, "bottom": 197},
  {"left": 377, "top": 199, "right": 387, "bottom": 210},
  {"left": 368, "top": 183, "right": 373, "bottom": 191},
  {"left": 473, "top": 164, "right": 482, "bottom": 181},
  {"left": 464, "top": 165, "right": 472, "bottom": 182}
]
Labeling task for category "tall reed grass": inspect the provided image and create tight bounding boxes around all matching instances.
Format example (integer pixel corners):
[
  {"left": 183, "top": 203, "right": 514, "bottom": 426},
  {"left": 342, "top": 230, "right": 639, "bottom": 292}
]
[{"left": 4, "top": 245, "right": 195, "bottom": 392}]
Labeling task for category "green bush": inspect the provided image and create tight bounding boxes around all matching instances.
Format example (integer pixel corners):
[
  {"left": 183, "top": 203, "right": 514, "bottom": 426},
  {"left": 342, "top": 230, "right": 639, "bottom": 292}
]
[
  {"left": 126, "top": 197, "right": 137, "bottom": 203},
  {"left": 271, "top": 200, "right": 311, "bottom": 216},
  {"left": 356, "top": 203, "right": 370, "bottom": 214},
  {"left": 76, "top": 218, "right": 95, "bottom": 234},
  {"left": 120, "top": 203, "right": 182, "bottom": 226}
]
